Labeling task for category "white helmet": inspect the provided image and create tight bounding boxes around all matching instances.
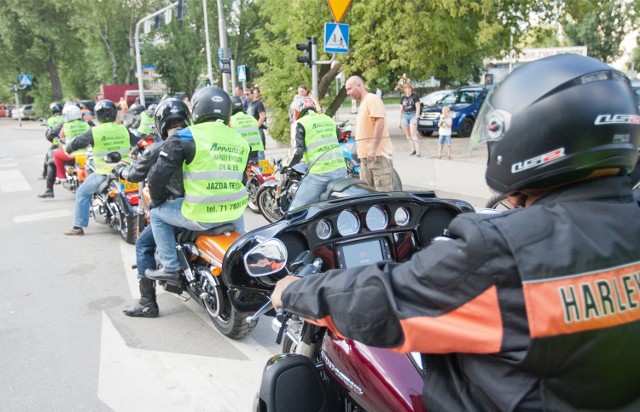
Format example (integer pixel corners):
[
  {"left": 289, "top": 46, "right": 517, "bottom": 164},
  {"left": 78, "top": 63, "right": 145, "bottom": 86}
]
[{"left": 62, "top": 104, "right": 82, "bottom": 122}]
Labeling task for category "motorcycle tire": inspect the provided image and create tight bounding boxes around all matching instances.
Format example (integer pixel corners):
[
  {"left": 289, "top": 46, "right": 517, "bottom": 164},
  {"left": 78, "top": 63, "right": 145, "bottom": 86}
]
[
  {"left": 485, "top": 193, "right": 512, "bottom": 211},
  {"left": 245, "top": 177, "right": 261, "bottom": 213},
  {"left": 203, "top": 279, "right": 258, "bottom": 339},
  {"left": 257, "top": 185, "right": 283, "bottom": 223},
  {"left": 115, "top": 198, "right": 138, "bottom": 245},
  {"left": 393, "top": 169, "right": 403, "bottom": 191}
]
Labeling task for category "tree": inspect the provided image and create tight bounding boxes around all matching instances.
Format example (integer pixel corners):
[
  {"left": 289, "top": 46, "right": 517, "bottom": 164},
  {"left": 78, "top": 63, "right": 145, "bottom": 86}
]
[{"left": 562, "top": 0, "right": 638, "bottom": 63}]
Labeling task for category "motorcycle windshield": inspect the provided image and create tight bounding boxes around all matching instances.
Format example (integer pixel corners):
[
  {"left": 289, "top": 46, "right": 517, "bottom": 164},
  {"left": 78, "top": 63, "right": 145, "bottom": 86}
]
[{"left": 287, "top": 135, "right": 436, "bottom": 213}]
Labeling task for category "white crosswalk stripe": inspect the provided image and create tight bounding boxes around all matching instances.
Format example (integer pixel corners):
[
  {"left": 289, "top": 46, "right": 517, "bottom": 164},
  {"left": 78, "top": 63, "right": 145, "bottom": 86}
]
[{"left": 0, "top": 169, "right": 31, "bottom": 193}]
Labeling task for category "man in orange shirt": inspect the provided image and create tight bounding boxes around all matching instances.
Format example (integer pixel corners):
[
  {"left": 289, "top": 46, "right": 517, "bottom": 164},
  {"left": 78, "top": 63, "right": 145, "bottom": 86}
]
[{"left": 345, "top": 76, "right": 395, "bottom": 191}]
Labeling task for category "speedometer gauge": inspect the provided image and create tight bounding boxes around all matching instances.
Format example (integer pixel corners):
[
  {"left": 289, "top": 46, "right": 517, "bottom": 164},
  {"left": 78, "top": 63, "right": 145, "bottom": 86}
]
[
  {"left": 366, "top": 206, "right": 388, "bottom": 231},
  {"left": 315, "top": 219, "right": 332, "bottom": 240},
  {"left": 394, "top": 207, "right": 410, "bottom": 226},
  {"left": 337, "top": 210, "right": 360, "bottom": 236}
]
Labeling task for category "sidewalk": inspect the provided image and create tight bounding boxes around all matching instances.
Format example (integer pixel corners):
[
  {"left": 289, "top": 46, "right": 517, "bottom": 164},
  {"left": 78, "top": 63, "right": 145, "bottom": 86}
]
[{"left": 264, "top": 104, "right": 493, "bottom": 209}]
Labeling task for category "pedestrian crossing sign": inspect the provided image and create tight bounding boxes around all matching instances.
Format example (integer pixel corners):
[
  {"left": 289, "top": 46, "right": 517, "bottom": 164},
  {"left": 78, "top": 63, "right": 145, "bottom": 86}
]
[
  {"left": 18, "top": 74, "right": 32, "bottom": 87},
  {"left": 324, "top": 23, "right": 349, "bottom": 54},
  {"left": 238, "top": 65, "right": 247, "bottom": 82}
]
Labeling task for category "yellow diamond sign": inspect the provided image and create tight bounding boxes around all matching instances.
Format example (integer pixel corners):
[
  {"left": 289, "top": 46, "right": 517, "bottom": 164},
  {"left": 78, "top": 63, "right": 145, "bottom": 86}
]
[{"left": 327, "top": 0, "right": 351, "bottom": 23}]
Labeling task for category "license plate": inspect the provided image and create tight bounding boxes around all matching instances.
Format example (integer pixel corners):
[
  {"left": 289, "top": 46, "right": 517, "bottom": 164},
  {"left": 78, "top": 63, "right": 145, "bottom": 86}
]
[
  {"left": 259, "top": 159, "right": 275, "bottom": 175},
  {"left": 119, "top": 178, "right": 139, "bottom": 193},
  {"left": 418, "top": 120, "right": 433, "bottom": 126}
]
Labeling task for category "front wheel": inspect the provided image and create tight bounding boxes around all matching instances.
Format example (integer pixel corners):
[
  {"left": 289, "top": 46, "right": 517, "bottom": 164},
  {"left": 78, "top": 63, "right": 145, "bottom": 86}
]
[
  {"left": 485, "top": 193, "right": 511, "bottom": 211},
  {"left": 257, "top": 185, "right": 284, "bottom": 223},
  {"left": 393, "top": 169, "right": 403, "bottom": 191}
]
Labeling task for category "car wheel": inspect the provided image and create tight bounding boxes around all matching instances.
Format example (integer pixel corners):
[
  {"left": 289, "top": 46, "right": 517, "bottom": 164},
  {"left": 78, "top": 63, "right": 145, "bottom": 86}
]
[
  {"left": 458, "top": 118, "right": 474, "bottom": 137},
  {"left": 419, "top": 130, "right": 433, "bottom": 137}
]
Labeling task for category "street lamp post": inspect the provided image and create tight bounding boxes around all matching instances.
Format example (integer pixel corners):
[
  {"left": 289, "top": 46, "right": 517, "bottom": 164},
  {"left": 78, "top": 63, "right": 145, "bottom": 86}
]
[
  {"left": 202, "top": 0, "right": 214, "bottom": 85},
  {"left": 216, "top": 0, "right": 230, "bottom": 92},
  {"left": 134, "top": 2, "right": 178, "bottom": 107}
]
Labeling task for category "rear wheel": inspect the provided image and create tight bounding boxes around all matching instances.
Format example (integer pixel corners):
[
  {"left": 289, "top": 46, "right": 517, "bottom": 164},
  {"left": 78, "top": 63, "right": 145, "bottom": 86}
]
[
  {"left": 257, "top": 185, "right": 283, "bottom": 223},
  {"left": 246, "top": 177, "right": 260, "bottom": 213},
  {"left": 458, "top": 118, "right": 474, "bottom": 137},
  {"left": 202, "top": 272, "right": 257, "bottom": 339},
  {"left": 119, "top": 213, "right": 138, "bottom": 245}
]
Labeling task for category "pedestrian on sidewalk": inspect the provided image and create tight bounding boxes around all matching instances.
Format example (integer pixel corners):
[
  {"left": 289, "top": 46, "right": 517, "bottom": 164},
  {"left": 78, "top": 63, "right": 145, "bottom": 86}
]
[
  {"left": 437, "top": 106, "right": 452, "bottom": 159},
  {"left": 399, "top": 83, "right": 421, "bottom": 157},
  {"left": 345, "top": 75, "right": 395, "bottom": 192}
]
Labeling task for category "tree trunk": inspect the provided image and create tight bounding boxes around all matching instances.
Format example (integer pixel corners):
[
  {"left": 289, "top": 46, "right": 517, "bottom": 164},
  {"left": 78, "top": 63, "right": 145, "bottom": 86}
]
[
  {"left": 47, "top": 58, "right": 63, "bottom": 100},
  {"left": 324, "top": 85, "right": 348, "bottom": 118},
  {"left": 100, "top": 21, "right": 120, "bottom": 84},
  {"left": 317, "top": 61, "right": 341, "bottom": 99}
]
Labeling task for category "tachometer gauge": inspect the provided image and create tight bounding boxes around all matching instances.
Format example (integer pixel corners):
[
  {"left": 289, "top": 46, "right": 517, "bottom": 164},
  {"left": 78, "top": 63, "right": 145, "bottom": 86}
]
[
  {"left": 337, "top": 210, "right": 360, "bottom": 236},
  {"left": 366, "top": 206, "right": 388, "bottom": 231},
  {"left": 315, "top": 219, "right": 332, "bottom": 240},
  {"left": 394, "top": 207, "right": 410, "bottom": 226}
]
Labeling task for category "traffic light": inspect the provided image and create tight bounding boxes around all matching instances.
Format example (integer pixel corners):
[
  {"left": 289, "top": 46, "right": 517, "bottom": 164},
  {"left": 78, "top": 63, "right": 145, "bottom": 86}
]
[
  {"left": 296, "top": 37, "right": 313, "bottom": 67},
  {"left": 177, "top": 0, "right": 185, "bottom": 22}
]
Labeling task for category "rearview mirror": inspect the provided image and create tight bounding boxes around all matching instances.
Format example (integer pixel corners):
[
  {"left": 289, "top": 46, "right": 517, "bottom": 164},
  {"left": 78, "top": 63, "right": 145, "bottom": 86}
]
[{"left": 244, "top": 239, "right": 288, "bottom": 277}]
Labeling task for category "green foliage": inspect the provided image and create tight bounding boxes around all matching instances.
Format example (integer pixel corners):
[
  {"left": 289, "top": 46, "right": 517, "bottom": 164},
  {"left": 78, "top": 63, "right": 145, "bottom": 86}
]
[{"left": 562, "top": 0, "right": 638, "bottom": 63}]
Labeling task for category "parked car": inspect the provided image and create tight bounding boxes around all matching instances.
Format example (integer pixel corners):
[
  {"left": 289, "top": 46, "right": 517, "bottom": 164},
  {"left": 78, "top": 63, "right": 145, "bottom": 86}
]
[
  {"left": 417, "top": 85, "right": 491, "bottom": 137},
  {"left": 419, "top": 89, "right": 452, "bottom": 108},
  {"left": 11, "top": 104, "right": 35, "bottom": 120},
  {"left": 5, "top": 105, "right": 15, "bottom": 117}
]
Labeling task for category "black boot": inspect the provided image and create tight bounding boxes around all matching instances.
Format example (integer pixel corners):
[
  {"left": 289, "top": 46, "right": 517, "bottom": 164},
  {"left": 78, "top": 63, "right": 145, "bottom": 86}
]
[
  {"left": 38, "top": 163, "right": 56, "bottom": 198},
  {"left": 123, "top": 277, "right": 159, "bottom": 318}
]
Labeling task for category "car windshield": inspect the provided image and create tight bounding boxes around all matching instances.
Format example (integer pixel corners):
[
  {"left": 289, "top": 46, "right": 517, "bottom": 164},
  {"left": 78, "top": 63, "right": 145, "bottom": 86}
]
[{"left": 440, "top": 90, "right": 481, "bottom": 105}]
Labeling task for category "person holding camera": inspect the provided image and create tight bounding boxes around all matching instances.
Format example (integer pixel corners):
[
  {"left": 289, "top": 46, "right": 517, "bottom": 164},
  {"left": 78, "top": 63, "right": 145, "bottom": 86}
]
[{"left": 437, "top": 106, "right": 453, "bottom": 159}]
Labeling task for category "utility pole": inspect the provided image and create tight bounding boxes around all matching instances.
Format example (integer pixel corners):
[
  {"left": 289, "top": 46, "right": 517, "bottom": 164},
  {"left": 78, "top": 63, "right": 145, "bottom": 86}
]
[
  {"left": 203, "top": 0, "right": 214, "bottom": 85},
  {"left": 216, "top": 0, "right": 230, "bottom": 92}
]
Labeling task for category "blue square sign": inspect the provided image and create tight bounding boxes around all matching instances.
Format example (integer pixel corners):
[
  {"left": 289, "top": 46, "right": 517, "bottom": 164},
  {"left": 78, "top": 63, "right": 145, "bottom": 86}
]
[
  {"left": 324, "top": 23, "right": 349, "bottom": 54},
  {"left": 18, "top": 74, "right": 32, "bottom": 87}
]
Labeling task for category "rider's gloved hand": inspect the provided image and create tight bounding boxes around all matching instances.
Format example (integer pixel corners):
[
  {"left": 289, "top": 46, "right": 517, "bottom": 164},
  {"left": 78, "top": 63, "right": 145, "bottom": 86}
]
[{"left": 112, "top": 163, "right": 126, "bottom": 179}]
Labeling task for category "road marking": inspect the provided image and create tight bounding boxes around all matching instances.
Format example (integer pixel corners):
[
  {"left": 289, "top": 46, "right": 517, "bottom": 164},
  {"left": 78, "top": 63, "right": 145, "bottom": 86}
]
[
  {"left": 0, "top": 163, "right": 18, "bottom": 168},
  {"left": 14, "top": 209, "right": 72, "bottom": 223},
  {"left": 0, "top": 169, "right": 31, "bottom": 193},
  {"left": 98, "top": 312, "right": 272, "bottom": 411}
]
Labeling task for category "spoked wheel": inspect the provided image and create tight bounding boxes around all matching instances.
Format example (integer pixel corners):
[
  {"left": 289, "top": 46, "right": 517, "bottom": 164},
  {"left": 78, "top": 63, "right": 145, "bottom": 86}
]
[
  {"left": 202, "top": 273, "right": 257, "bottom": 339},
  {"left": 246, "top": 177, "right": 260, "bottom": 213},
  {"left": 485, "top": 193, "right": 511, "bottom": 211},
  {"left": 257, "top": 186, "right": 284, "bottom": 223}
]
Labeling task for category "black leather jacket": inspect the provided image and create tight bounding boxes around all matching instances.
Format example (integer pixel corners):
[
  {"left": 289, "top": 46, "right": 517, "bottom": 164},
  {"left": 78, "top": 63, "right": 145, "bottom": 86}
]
[
  {"left": 282, "top": 176, "right": 640, "bottom": 411},
  {"left": 118, "top": 129, "right": 184, "bottom": 200}
]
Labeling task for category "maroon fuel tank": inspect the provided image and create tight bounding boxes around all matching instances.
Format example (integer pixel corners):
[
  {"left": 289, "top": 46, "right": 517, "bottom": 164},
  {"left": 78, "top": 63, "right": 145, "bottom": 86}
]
[{"left": 321, "top": 330, "right": 427, "bottom": 412}]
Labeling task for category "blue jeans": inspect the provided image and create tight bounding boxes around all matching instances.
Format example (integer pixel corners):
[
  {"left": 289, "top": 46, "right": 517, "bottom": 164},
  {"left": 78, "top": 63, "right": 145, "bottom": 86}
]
[
  {"left": 289, "top": 168, "right": 347, "bottom": 210},
  {"left": 135, "top": 225, "right": 157, "bottom": 278},
  {"left": 74, "top": 172, "right": 107, "bottom": 227},
  {"left": 149, "top": 198, "right": 245, "bottom": 271}
]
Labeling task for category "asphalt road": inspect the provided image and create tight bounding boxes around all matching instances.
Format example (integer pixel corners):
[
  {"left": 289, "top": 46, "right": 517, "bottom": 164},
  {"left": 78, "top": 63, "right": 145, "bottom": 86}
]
[{"left": 0, "top": 115, "right": 493, "bottom": 411}]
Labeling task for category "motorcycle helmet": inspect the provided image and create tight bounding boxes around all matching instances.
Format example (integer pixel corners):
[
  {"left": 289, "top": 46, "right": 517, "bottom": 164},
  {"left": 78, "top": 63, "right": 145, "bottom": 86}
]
[
  {"left": 129, "top": 104, "right": 145, "bottom": 115},
  {"left": 154, "top": 98, "right": 191, "bottom": 139},
  {"left": 230, "top": 96, "right": 244, "bottom": 115},
  {"left": 62, "top": 104, "right": 83, "bottom": 122},
  {"left": 145, "top": 104, "right": 158, "bottom": 117},
  {"left": 94, "top": 99, "right": 118, "bottom": 123},
  {"left": 191, "top": 86, "right": 232, "bottom": 125},
  {"left": 471, "top": 54, "right": 640, "bottom": 194},
  {"left": 49, "top": 102, "right": 63, "bottom": 115},
  {"left": 294, "top": 97, "right": 316, "bottom": 120}
]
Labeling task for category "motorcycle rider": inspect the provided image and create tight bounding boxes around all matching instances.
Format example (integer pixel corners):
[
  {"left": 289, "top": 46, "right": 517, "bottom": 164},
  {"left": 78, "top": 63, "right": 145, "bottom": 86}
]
[
  {"left": 137, "top": 104, "right": 157, "bottom": 137},
  {"left": 229, "top": 96, "right": 265, "bottom": 161},
  {"left": 272, "top": 54, "right": 640, "bottom": 411},
  {"left": 63, "top": 99, "right": 139, "bottom": 236},
  {"left": 38, "top": 104, "right": 91, "bottom": 198},
  {"left": 145, "top": 86, "right": 250, "bottom": 284},
  {"left": 286, "top": 97, "right": 347, "bottom": 210},
  {"left": 115, "top": 98, "right": 190, "bottom": 318},
  {"left": 40, "top": 102, "right": 65, "bottom": 180}
]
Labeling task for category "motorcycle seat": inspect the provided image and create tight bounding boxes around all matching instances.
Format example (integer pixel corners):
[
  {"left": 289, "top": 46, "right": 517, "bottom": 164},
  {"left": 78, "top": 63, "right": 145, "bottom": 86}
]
[{"left": 176, "top": 223, "right": 236, "bottom": 243}]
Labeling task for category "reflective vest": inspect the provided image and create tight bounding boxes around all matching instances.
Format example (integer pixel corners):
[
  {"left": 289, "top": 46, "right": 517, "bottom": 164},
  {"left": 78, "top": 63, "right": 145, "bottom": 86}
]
[
  {"left": 47, "top": 115, "right": 63, "bottom": 128},
  {"left": 230, "top": 112, "right": 264, "bottom": 153},
  {"left": 181, "top": 122, "right": 249, "bottom": 223},
  {"left": 63, "top": 120, "right": 91, "bottom": 156},
  {"left": 138, "top": 112, "right": 155, "bottom": 135},
  {"left": 91, "top": 123, "right": 131, "bottom": 175},
  {"left": 298, "top": 112, "right": 345, "bottom": 175}
]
